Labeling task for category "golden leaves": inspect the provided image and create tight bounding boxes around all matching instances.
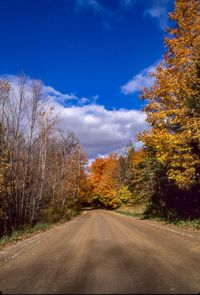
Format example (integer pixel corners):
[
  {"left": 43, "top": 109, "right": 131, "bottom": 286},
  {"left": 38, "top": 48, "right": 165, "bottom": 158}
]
[{"left": 139, "top": 0, "right": 200, "bottom": 189}]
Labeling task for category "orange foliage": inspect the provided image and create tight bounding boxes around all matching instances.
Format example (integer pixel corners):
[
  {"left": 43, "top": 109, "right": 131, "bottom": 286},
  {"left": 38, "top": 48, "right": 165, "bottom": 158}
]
[{"left": 89, "top": 155, "right": 121, "bottom": 207}]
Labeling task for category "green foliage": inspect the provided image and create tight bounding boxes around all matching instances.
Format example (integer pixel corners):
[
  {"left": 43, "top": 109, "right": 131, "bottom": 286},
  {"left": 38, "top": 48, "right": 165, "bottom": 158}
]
[
  {"left": 115, "top": 186, "right": 133, "bottom": 205},
  {"left": 108, "top": 197, "right": 121, "bottom": 209}
]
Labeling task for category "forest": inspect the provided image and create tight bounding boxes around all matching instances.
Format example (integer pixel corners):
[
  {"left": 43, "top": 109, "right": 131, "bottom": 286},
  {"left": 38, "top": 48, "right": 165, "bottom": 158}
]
[{"left": 0, "top": 0, "right": 199, "bottom": 238}]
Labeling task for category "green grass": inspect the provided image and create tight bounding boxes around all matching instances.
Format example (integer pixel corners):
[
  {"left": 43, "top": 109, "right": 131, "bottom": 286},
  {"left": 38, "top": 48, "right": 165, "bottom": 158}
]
[
  {"left": 116, "top": 209, "right": 144, "bottom": 219},
  {"left": 116, "top": 206, "right": 200, "bottom": 230},
  {"left": 0, "top": 222, "right": 52, "bottom": 249},
  {"left": 116, "top": 204, "right": 146, "bottom": 218},
  {"left": 168, "top": 218, "right": 200, "bottom": 230},
  {"left": 0, "top": 209, "right": 81, "bottom": 249}
]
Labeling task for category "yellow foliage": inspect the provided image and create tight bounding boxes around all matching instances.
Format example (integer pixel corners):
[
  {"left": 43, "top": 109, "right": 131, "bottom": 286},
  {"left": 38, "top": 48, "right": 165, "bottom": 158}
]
[{"left": 139, "top": 0, "right": 200, "bottom": 188}]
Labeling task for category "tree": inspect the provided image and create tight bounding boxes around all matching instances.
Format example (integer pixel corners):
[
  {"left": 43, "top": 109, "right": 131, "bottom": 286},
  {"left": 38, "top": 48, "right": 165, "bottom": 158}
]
[
  {"left": 118, "top": 142, "right": 135, "bottom": 189},
  {"left": 139, "top": 0, "right": 200, "bottom": 189},
  {"left": 0, "top": 75, "right": 87, "bottom": 236},
  {"left": 89, "top": 155, "right": 121, "bottom": 208}
]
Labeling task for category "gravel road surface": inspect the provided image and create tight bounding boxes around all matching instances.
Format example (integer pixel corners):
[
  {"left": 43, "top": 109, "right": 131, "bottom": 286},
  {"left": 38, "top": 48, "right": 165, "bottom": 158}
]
[{"left": 0, "top": 209, "right": 200, "bottom": 294}]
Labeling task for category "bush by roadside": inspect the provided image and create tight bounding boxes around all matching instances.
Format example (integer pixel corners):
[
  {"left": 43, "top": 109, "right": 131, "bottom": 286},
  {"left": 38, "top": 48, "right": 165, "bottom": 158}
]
[{"left": 116, "top": 205, "right": 200, "bottom": 231}]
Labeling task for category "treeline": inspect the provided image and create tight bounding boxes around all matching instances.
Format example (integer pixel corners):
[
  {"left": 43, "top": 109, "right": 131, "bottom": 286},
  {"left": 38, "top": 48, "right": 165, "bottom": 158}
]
[
  {"left": 87, "top": 143, "right": 199, "bottom": 219},
  {"left": 0, "top": 0, "right": 199, "bottom": 238},
  {"left": 86, "top": 0, "right": 200, "bottom": 219},
  {"left": 0, "top": 77, "right": 87, "bottom": 237},
  {"left": 86, "top": 145, "right": 141, "bottom": 209}
]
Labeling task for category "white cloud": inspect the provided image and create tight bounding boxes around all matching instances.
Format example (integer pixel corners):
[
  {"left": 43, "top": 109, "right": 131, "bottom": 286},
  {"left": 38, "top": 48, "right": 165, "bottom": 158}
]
[
  {"left": 121, "top": 63, "right": 158, "bottom": 95},
  {"left": 0, "top": 74, "right": 93, "bottom": 106},
  {"left": 55, "top": 103, "right": 147, "bottom": 158},
  {"left": 144, "top": 0, "right": 170, "bottom": 30},
  {"left": 77, "top": 97, "right": 90, "bottom": 106},
  {"left": 43, "top": 85, "right": 78, "bottom": 102},
  {"left": 1, "top": 74, "right": 147, "bottom": 159}
]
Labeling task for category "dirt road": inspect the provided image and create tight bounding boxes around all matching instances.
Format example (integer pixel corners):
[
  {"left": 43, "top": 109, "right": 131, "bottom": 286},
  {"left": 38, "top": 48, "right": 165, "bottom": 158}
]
[{"left": 0, "top": 209, "right": 200, "bottom": 294}]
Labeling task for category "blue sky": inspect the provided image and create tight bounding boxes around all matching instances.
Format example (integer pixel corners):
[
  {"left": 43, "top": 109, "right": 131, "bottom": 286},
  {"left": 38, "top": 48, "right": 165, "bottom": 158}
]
[{"left": 0, "top": 0, "right": 174, "bottom": 158}]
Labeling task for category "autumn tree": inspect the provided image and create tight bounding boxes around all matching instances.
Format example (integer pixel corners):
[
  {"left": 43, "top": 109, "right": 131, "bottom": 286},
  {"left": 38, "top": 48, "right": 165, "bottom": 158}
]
[
  {"left": 88, "top": 153, "right": 136, "bottom": 209},
  {"left": 89, "top": 155, "right": 121, "bottom": 208},
  {"left": 139, "top": 0, "right": 200, "bottom": 189},
  {"left": 0, "top": 75, "right": 87, "bottom": 237},
  {"left": 138, "top": 0, "right": 200, "bottom": 217}
]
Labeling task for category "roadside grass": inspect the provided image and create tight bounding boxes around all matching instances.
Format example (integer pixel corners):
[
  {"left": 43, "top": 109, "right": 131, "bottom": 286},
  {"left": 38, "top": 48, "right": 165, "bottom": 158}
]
[
  {"left": 167, "top": 218, "right": 200, "bottom": 230},
  {"left": 116, "top": 204, "right": 146, "bottom": 218},
  {"left": 116, "top": 209, "right": 144, "bottom": 219},
  {"left": 0, "top": 210, "right": 80, "bottom": 249},
  {"left": 116, "top": 205, "right": 200, "bottom": 230},
  {"left": 0, "top": 222, "right": 52, "bottom": 249}
]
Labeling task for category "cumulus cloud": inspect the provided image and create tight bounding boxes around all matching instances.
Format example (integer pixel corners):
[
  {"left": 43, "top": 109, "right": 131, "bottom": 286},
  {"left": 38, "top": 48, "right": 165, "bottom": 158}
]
[
  {"left": 0, "top": 74, "right": 93, "bottom": 106},
  {"left": 55, "top": 104, "right": 147, "bottom": 158},
  {"left": 1, "top": 74, "right": 147, "bottom": 158},
  {"left": 121, "top": 62, "right": 158, "bottom": 95}
]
